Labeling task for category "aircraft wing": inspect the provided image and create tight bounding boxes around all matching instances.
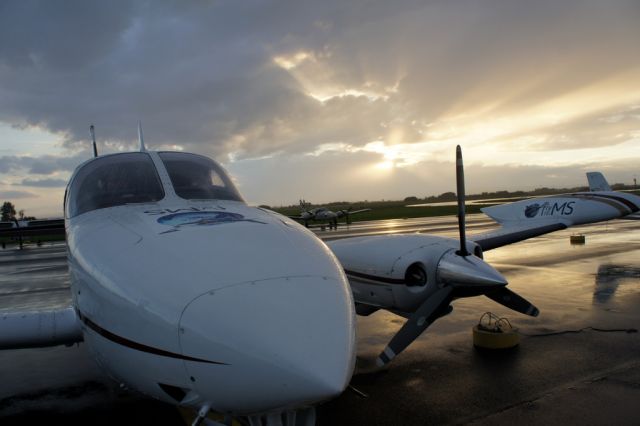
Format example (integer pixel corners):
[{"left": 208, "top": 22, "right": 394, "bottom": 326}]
[
  {"left": 336, "top": 208, "right": 372, "bottom": 218},
  {"left": 0, "top": 307, "right": 83, "bottom": 349},
  {"left": 0, "top": 219, "right": 78, "bottom": 349},
  {"left": 471, "top": 189, "right": 640, "bottom": 251},
  {"left": 347, "top": 209, "right": 372, "bottom": 215},
  {"left": 471, "top": 219, "right": 569, "bottom": 251},
  {"left": 471, "top": 200, "right": 576, "bottom": 251}
]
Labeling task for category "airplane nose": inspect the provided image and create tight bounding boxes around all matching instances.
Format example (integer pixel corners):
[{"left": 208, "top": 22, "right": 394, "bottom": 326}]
[{"left": 178, "top": 275, "right": 356, "bottom": 414}]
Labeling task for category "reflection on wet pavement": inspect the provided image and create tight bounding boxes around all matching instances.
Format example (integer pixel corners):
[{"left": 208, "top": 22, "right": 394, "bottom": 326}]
[
  {"left": 594, "top": 264, "right": 640, "bottom": 304},
  {"left": 0, "top": 243, "right": 71, "bottom": 313}
]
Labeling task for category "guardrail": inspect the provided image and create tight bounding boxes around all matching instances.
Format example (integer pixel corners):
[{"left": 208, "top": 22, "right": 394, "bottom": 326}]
[{"left": 0, "top": 219, "right": 65, "bottom": 249}]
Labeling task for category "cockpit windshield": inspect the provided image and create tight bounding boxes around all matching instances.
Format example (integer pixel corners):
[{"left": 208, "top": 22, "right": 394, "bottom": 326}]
[
  {"left": 159, "top": 152, "right": 243, "bottom": 202},
  {"left": 67, "top": 153, "right": 164, "bottom": 217}
]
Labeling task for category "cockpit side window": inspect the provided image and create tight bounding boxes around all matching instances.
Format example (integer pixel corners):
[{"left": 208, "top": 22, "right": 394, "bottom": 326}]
[
  {"left": 159, "top": 152, "right": 243, "bottom": 202},
  {"left": 67, "top": 153, "right": 164, "bottom": 217}
]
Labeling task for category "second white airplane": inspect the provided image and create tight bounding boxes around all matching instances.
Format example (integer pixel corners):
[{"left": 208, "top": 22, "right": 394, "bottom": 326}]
[{"left": 289, "top": 200, "right": 371, "bottom": 228}]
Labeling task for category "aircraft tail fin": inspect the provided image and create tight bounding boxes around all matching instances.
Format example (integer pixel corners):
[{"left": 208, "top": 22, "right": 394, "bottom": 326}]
[{"left": 587, "top": 172, "right": 611, "bottom": 192}]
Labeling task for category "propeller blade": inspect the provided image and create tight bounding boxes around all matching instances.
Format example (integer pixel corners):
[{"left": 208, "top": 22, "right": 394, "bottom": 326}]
[
  {"left": 456, "top": 145, "right": 469, "bottom": 256},
  {"left": 485, "top": 287, "right": 540, "bottom": 317},
  {"left": 376, "top": 287, "right": 453, "bottom": 367}
]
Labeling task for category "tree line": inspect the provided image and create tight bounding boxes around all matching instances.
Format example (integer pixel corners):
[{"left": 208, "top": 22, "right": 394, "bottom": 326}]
[{"left": 1, "top": 201, "right": 36, "bottom": 222}]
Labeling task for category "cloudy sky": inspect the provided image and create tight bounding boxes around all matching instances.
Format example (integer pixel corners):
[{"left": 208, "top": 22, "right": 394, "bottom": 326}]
[{"left": 1, "top": 0, "right": 639, "bottom": 217}]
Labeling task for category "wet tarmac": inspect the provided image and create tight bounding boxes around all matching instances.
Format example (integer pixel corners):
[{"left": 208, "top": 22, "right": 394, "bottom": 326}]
[
  {"left": 1, "top": 215, "right": 639, "bottom": 425},
  {"left": 314, "top": 214, "right": 497, "bottom": 240}
]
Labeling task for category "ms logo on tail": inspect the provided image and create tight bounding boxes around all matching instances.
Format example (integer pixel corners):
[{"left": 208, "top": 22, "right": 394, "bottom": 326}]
[
  {"left": 524, "top": 201, "right": 575, "bottom": 218},
  {"left": 524, "top": 204, "right": 542, "bottom": 218}
]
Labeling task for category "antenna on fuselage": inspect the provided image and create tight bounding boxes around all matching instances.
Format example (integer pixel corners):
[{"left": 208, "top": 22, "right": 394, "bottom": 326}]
[
  {"left": 89, "top": 125, "right": 98, "bottom": 157},
  {"left": 138, "top": 121, "right": 147, "bottom": 152}
]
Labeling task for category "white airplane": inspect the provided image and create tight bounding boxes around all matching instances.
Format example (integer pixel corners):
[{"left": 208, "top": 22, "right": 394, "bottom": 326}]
[
  {"left": 2, "top": 126, "right": 356, "bottom": 425},
  {"left": 289, "top": 200, "right": 371, "bottom": 228},
  {"left": 1, "top": 127, "right": 638, "bottom": 425},
  {"left": 475, "top": 171, "right": 640, "bottom": 249}
]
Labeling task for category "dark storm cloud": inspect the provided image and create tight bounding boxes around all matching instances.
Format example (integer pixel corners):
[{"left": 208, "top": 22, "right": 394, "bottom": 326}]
[
  {"left": 0, "top": 0, "right": 639, "bottom": 159},
  {"left": 0, "top": 0, "right": 333, "bottom": 154},
  {"left": 18, "top": 178, "right": 67, "bottom": 187},
  {"left": 0, "top": 1, "right": 134, "bottom": 69},
  {"left": 0, "top": 153, "right": 87, "bottom": 175}
]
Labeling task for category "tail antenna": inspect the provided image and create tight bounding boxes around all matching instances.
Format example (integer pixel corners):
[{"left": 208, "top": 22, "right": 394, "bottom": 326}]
[
  {"left": 138, "top": 121, "right": 147, "bottom": 152},
  {"left": 89, "top": 125, "right": 98, "bottom": 157}
]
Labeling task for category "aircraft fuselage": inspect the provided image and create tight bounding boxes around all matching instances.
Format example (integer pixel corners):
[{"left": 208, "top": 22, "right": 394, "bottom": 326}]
[{"left": 64, "top": 151, "right": 356, "bottom": 415}]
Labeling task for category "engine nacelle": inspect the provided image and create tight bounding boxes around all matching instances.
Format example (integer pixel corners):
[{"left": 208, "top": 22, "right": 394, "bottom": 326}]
[{"left": 327, "top": 234, "right": 482, "bottom": 313}]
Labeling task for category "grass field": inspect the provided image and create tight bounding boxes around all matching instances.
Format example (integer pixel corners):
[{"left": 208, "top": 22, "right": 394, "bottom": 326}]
[
  {"left": 272, "top": 188, "right": 640, "bottom": 224},
  {"left": 272, "top": 201, "right": 499, "bottom": 223}
]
